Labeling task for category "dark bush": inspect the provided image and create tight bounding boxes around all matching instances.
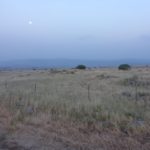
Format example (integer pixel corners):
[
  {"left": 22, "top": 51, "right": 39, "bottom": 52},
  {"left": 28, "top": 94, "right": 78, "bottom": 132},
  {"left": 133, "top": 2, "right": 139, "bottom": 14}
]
[
  {"left": 118, "top": 64, "right": 131, "bottom": 70},
  {"left": 76, "top": 65, "right": 86, "bottom": 70}
]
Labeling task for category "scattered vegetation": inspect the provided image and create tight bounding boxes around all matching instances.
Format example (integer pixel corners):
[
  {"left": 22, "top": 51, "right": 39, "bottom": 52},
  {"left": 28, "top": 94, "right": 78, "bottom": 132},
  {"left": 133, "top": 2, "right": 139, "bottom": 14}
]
[{"left": 0, "top": 68, "right": 149, "bottom": 149}]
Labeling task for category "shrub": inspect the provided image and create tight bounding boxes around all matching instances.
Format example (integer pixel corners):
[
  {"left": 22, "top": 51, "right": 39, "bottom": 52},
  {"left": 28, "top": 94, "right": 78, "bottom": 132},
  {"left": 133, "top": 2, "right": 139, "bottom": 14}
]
[
  {"left": 118, "top": 64, "right": 131, "bottom": 70},
  {"left": 76, "top": 65, "right": 86, "bottom": 70}
]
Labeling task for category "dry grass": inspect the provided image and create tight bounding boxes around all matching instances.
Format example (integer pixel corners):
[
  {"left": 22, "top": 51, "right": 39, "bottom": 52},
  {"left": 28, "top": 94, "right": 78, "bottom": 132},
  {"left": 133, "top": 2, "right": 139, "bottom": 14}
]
[{"left": 0, "top": 67, "right": 150, "bottom": 149}]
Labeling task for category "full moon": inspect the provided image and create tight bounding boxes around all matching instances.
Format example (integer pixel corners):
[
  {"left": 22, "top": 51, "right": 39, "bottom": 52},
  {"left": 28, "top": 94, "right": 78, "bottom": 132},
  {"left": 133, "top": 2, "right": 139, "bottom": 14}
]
[{"left": 28, "top": 21, "right": 33, "bottom": 25}]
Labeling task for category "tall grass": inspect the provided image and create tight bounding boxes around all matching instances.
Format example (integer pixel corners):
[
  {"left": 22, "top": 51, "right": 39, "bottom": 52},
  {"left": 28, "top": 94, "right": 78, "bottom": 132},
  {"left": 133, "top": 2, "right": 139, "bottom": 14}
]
[{"left": 0, "top": 68, "right": 150, "bottom": 132}]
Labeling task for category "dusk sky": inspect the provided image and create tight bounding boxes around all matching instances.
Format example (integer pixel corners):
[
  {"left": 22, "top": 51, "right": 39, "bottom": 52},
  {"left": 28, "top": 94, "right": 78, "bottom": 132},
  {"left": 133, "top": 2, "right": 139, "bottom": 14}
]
[{"left": 0, "top": 0, "right": 150, "bottom": 60}]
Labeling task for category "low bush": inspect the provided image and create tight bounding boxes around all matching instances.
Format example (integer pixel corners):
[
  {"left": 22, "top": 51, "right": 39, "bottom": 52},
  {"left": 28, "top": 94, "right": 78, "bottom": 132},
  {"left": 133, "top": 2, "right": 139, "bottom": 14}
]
[
  {"left": 118, "top": 64, "right": 131, "bottom": 70},
  {"left": 76, "top": 65, "right": 86, "bottom": 70}
]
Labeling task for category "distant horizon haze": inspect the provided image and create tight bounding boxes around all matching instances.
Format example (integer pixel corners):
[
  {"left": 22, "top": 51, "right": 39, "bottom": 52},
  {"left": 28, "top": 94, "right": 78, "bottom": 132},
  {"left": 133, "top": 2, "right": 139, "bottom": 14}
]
[
  {"left": 0, "top": 58, "right": 150, "bottom": 69},
  {"left": 0, "top": 0, "right": 150, "bottom": 60}
]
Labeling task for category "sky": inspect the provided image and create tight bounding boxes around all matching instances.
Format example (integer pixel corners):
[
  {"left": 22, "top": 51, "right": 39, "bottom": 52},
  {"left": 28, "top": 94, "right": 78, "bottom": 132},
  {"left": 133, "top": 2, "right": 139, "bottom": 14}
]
[{"left": 0, "top": 0, "right": 150, "bottom": 60}]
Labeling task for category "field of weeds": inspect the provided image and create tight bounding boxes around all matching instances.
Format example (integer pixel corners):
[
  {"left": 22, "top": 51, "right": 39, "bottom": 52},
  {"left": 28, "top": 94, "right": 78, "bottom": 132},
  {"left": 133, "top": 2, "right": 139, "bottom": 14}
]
[{"left": 0, "top": 67, "right": 150, "bottom": 150}]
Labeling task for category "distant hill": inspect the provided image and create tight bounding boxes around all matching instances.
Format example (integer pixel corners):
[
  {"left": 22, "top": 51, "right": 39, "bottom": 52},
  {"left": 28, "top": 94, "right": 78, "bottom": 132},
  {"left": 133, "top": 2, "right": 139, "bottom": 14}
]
[{"left": 0, "top": 59, "right": 150, "bottom": 69}]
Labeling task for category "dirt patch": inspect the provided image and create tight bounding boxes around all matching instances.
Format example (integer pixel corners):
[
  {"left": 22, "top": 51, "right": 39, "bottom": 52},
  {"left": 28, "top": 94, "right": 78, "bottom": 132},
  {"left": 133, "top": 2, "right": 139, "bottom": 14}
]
[
  {"left": 0, "top": 106, "right": 149, "bottom": 150},
  {"left": 0, "top": 120, "right": 149, "bottom": 150}
]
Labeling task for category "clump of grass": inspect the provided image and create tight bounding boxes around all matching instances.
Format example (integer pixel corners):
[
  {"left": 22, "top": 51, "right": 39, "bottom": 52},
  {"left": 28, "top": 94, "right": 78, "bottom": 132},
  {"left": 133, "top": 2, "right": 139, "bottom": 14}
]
[{"left": 121, "top": 75, "right": 139, "bottom": 86}]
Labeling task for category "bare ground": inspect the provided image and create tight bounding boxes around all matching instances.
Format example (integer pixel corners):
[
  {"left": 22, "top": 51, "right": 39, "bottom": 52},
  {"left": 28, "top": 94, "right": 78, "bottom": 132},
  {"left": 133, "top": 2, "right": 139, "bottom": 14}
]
[{"left": 0, "top": 109, "right": 149, "bottom": 150}]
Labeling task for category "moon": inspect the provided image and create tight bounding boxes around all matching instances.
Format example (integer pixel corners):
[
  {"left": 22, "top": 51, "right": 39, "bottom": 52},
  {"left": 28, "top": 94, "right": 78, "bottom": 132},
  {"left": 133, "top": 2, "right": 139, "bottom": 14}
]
[{"left": 28, "top": 21, "right": 33, "bottom": 25}]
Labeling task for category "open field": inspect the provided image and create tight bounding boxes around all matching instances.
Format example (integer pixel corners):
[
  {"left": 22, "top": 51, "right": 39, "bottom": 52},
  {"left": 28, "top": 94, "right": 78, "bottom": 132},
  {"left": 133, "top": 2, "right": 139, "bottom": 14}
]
[{"left": 0, "top": 67, "right": 150, "bottom": 150}]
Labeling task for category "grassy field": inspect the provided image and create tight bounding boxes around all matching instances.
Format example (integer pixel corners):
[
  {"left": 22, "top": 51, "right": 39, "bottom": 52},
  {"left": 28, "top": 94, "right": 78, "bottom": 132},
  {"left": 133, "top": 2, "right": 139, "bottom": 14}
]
[{"left": 0, "top": 67, "right": 150, "bottom": 149}]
